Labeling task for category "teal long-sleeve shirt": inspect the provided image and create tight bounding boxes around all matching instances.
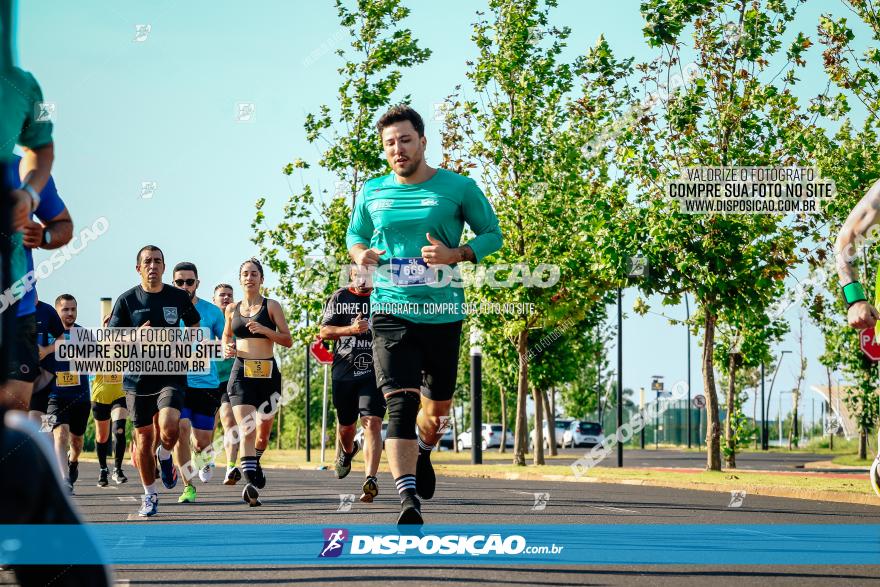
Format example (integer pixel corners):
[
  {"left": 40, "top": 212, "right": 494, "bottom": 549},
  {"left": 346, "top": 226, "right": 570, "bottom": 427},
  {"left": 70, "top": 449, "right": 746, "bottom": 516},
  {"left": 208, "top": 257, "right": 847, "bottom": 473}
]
[{"left": 345, "top": 168, "right": 503, "bottom": 323}]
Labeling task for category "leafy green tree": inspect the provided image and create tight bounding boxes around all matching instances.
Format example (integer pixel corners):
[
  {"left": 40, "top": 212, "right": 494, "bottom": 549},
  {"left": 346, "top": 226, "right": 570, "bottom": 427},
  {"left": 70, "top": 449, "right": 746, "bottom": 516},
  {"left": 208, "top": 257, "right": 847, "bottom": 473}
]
[
  {"left": 617, "top": 0, "right": 811, "bottom": 470},
  {"left": 441, "top": 0, "right": 627, "bottom": 466},
  {"left": 252, "top": 0, "right": 431, "bottom": 348}
]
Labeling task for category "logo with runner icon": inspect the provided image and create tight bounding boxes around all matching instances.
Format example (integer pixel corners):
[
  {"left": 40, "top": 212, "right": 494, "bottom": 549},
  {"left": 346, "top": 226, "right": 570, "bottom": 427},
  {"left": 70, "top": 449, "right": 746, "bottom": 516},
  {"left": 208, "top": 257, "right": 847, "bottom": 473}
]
[{"left": 319, "top": 528, "right": 348, "bottom": 558}]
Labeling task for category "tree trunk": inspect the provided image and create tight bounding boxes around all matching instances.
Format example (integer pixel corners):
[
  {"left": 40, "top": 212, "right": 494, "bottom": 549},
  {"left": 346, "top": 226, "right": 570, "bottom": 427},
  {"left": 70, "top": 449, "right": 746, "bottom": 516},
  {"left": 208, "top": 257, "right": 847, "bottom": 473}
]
[
  {"left": 859, "top": 428, "right": 868, "bottom": 460},
  {"left": 789, "top": 392, "right": 800, "bottom": 450},
  {"left": 533, "top": 382, "right": 545, "bottom": 465},
  {"left": 725, "top": 353, "right": 736, "bottom": 469},
  {"left": 703, "top": 310, "right": 722, "bottom": 470},
  {"left": 499, "top": 384, "right": 508, "bottom": 453},
  {"left": 513, "top": 330, "right": 529, "bottom": 466},
  {"left": 542, "top": 388, "right": 556, "bottom": 456}
]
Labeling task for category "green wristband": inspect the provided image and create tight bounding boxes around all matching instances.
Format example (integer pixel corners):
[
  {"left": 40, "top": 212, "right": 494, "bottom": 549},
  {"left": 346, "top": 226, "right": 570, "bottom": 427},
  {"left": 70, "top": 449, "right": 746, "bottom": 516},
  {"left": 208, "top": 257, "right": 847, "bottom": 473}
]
[{"left": 842, "top": 281, "right": 867, "bottom": 307}]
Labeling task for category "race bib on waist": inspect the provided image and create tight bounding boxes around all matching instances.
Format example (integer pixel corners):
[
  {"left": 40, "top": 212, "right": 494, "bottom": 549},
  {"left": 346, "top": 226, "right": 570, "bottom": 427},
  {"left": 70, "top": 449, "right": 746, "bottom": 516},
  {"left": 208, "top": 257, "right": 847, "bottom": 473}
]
[
  {"left": 390, "top": 257, "right": 436, "bottom": 287},
  {"left": 243, "top": 359, "right": 273, "bottom": 379},
  {"left": 105, "top": 374, "right": 123, "bottom": 384},
  {"left": 56, "top": 372, "right": 81, "bottom": 387}
]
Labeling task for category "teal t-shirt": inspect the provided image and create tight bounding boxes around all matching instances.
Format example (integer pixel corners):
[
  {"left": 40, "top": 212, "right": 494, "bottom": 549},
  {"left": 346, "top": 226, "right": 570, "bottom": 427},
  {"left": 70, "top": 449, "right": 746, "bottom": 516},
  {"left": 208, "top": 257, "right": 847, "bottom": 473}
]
[
  {"left": 345, "top": 168, "right": 502, "bottom": 323},
  {"left": 2, "top": 66, "right": 53, "bottom": 306}
]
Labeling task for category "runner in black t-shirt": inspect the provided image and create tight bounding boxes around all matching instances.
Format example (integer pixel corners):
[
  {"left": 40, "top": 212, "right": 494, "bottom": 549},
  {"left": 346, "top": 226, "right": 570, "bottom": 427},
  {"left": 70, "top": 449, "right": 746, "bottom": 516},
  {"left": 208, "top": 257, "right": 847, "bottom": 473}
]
[
  {"left": 47, "top": 294, "right": 90, "bottom": 493},
  {"left": 108, "top": 245, "right": 200, "bottom": 517},
  {"left": 320, "top": 265, "right": 385, "bottom": 503}
]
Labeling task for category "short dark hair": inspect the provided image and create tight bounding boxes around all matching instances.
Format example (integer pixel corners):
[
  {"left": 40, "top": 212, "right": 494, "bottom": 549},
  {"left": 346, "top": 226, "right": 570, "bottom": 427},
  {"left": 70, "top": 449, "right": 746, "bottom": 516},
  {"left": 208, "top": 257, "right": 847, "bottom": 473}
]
[
  {"left": 55, "top": 293, "right": 76, "bottom": 306},
  {"left": 240, "top": 257, "right": 264, "bottom": 278},
  {"left": 137, "top": 245, "right": 164, "bottom": 265},
  {"left": 377, "top": 105, "right": 424, "bottom": 138},
  {"left": 214, "top": 283, "right": 233, "bottom": 293},
  {"left": 173, "top": 261, "right": 198, "bottom": 277}
]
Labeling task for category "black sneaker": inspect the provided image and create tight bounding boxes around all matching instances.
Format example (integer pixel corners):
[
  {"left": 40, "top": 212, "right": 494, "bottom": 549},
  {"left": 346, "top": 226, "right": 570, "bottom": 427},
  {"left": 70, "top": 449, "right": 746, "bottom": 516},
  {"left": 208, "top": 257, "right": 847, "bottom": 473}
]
[
  {"left": 415, "top": 451, "right": 435, "bottom": 500},
  {"left": 334, "top": 439, "right": 360, "bottom": 479},
  {"left": 97, "top": 468, "right": 109, "bottom": 487},
  {"left": 68, "top": 460, "right": 79, "bottom": 485},
  {"left": 112, "top": 468, "right": 128, "bottom": 484},
  {"left": 360, "top": 476, "right": 379, "bottom": 503},
  {"left": 253, "top": 464, "right": 266, "bottom": 489},
  {"left": 397, "top": 495, "right": 423, "bottom": 525},
  {"left": 242, "top": 483, "right": 262, "bottom": 507}
]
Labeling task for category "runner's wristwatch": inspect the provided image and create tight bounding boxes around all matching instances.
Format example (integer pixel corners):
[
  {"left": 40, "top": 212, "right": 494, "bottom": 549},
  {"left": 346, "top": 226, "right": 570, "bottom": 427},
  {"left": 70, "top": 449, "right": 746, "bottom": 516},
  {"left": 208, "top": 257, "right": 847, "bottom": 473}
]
[{"left": 842, "top": 281, "right": 867, "bottom": 308}]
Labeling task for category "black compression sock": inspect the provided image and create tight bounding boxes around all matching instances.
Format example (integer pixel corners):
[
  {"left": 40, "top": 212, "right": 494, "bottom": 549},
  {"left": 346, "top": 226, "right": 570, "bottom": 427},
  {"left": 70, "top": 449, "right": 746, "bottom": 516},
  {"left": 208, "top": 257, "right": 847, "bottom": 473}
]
[
  {"left": 96, "top": 440, "right": 109, "bottom": 470},
  {"left": 113, "top": 420, "right": 126, "bottom": 469}
]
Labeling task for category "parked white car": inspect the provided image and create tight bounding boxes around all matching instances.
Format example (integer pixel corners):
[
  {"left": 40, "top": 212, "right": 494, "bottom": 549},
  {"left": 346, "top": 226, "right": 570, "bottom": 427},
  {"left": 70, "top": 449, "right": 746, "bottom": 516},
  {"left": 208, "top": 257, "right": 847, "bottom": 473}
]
[
  {"left": 563, "top": 421, "right": 604, "bottom": 448},
  {"left": 458, "top": 423, "right": 514, "bottom": 449},
  {"left": 531, "top": 419, "right": 574, "bottom": 449}
]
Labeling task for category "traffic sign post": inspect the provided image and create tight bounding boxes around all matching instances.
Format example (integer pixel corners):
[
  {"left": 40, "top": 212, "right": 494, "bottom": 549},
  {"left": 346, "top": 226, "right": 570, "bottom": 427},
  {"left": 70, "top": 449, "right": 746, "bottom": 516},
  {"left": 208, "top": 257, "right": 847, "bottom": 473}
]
[{"left": 860, "top": 328, "right": 880, "bottom": 361}]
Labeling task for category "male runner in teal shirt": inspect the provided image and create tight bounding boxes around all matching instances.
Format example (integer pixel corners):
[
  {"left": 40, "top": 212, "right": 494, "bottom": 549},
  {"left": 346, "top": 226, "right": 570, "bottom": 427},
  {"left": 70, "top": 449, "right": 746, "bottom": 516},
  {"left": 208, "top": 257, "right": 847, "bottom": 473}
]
[{"left": 346, "top": 105, "right": 502, "bottom": 524}]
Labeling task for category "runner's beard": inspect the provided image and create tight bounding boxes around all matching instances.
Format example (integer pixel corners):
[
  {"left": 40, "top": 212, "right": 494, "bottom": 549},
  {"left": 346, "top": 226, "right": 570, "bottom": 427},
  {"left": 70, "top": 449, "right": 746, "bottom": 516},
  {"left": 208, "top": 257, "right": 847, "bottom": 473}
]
[{"left": 395, "top": 155, "right": 421, "bottom": 178}]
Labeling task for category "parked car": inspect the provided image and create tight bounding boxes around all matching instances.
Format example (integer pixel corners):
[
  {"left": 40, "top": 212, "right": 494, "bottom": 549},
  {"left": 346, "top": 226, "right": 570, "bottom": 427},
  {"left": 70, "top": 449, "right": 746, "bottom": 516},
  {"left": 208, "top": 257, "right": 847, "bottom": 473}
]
[
  {"left": 353, "top": 422, "right": 388, "bottom": 448},
  {"left": 563, "top": 421, "right": 604, "bottom": 448},
  {"left": 531, "top": 419, "right": 574, "bottom": 449},
  {"left": 438, "top": 428, "right": 455, "bottom": 450},
  {"left": 458, "top": 423, "right": 514, "bottom": 450}
]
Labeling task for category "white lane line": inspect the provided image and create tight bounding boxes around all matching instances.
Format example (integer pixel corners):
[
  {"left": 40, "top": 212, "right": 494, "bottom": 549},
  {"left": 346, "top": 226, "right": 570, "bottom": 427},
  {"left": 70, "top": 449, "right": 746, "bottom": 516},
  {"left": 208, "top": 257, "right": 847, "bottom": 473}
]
[
  {"left": 117, "top": 496, "right": 138, "bottom": 502},
  {"left": 592, "top": 505, "right": 638, "bottom": 514}
]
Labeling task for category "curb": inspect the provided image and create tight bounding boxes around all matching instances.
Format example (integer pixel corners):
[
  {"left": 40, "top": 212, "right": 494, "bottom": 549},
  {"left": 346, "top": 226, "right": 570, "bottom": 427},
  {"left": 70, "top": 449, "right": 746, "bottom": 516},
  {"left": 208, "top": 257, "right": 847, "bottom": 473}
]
[{"left": 428, "top": 466, "right": 880, "bottom": 507}]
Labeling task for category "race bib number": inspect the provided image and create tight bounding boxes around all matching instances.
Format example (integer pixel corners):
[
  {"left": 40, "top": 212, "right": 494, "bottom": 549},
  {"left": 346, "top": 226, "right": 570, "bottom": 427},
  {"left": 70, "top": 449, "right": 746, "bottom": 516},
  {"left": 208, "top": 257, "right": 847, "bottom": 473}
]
[
  {"left": 391, "top": 257, "right": 435, "bottom": 287},
  {"left": 243, "top": 359, "right": 273, "bottom": 379},
  {"left": 56, "top": 372, "right": 81, "bottom": 387}
]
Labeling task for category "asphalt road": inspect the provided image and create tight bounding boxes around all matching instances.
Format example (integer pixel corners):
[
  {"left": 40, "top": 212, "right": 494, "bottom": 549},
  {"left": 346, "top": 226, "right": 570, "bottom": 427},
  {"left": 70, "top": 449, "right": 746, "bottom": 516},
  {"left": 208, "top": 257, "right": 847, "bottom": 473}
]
[{"left": 3, "top": 462, "right": 879, "bottom": 586}]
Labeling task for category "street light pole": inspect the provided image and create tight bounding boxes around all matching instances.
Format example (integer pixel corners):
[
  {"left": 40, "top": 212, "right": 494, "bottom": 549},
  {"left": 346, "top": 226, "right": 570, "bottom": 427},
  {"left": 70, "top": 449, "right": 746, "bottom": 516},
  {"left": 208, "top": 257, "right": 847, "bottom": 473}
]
[
  {"left": 617, "top": 286, "right": 623, "bottom": 468},
  {"left": 760, "top": 362, "right": 767, "bottom": 450},
  {"left": 765, "top": 350, "right": 790, "bottom": 449},
  {"left": 685, "top": 293, "right": 692, "bottom": 448},
  {"left": 470, "top": 329, "right": 483, "bottom": 465},
  {"left": 639, "top": 387, "right": 646, "bottom": 449}
]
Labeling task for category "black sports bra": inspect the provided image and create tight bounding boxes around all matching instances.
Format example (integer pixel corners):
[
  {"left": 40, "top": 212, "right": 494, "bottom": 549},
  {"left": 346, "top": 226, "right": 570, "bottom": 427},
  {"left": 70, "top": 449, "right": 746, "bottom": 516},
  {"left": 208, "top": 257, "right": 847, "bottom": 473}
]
[{"left": 231, "top": 298, "right": 276, "bottom": 339}]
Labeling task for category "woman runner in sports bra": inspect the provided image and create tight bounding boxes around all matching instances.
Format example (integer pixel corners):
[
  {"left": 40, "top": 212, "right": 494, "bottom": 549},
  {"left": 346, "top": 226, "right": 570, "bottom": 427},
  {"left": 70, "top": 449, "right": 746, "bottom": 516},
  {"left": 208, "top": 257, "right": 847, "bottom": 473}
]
[{"left": 222, "top": 258, "right": 292, "bottom": 506}]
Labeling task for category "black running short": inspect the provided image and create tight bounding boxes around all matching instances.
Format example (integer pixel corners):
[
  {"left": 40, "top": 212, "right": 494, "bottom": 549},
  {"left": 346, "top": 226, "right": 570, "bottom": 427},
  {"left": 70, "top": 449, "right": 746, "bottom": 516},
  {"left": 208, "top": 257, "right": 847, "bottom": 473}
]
[
  {"left": 181, "top": 385, "right": 223, "bottom": 429},
  {"left": 7, "top": 314, "right": 39, "bottom": 383},
  {"left": 47, "top": 396, "right": 91, "bottom": 437},
  {"left": 332, "top": 377, "right": 386, "bottom": 426},
  {"left": 125, "top": 379, "right": 185, "bottom": 429},
  {"left": 29, "top": 383, "right": 50, "bottom": 413},
  {"left": 227, "top": 357, "right": 281, "bottom": 414},
  {"left": 219, "top": 380, "right": 230, "bottom": 405},
  {"left": 371, "top": 313, "right": 463, "bottom": 401},
  {"left": 91, "top": 396, "right": 127, "bottom": 421}
]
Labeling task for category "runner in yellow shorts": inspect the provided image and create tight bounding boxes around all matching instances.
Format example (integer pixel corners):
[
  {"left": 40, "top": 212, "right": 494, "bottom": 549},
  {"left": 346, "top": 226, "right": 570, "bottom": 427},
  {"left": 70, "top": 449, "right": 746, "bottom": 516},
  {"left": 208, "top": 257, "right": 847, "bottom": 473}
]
[{"left": 91, "top": 307, "right": 130, "bottom": 487}]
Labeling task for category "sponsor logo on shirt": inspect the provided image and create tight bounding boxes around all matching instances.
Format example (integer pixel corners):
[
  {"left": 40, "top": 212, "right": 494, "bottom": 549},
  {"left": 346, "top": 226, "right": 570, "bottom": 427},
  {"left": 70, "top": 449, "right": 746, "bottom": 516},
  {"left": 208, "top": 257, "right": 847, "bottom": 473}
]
[
  {"left": 371, "top": 199, "right": 393, "bottom": 211},
  {"left": 163, "top": 307, "right": 178, "bottom": 324},
  {"left": 420, "top": 197, "right": 439, "bottom": 207}
]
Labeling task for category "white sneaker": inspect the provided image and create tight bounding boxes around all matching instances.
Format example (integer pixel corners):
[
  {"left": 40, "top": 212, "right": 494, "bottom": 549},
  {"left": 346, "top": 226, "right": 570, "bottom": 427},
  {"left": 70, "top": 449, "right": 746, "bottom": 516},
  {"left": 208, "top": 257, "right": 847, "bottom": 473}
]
[
  {"left": 198, "top": 462, "right": 215, "bottom": 483},
  {"left": 870, "top": 455, "right": 880, "bottom": 498}
]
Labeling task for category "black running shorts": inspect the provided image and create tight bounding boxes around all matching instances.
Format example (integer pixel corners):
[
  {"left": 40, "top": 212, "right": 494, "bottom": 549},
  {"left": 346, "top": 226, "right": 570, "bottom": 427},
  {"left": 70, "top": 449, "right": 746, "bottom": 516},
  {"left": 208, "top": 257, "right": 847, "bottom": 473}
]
[
  {"left": 370, "top": 313, "right": 463, "bottom": 401},
  {"left": 47, "top": 396, "right": 91, "bottom": 437},
  {"left": 332, "top": 377, "right": 386, "bottom": 426}
]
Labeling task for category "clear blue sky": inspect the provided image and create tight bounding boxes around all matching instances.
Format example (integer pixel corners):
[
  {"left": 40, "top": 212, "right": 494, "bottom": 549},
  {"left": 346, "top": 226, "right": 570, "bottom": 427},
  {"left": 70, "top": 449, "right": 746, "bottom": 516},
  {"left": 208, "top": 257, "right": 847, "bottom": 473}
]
[{"left": 15, "top": 1, "right": 866, "bottom": 427}]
